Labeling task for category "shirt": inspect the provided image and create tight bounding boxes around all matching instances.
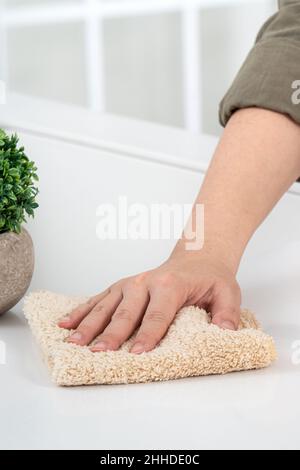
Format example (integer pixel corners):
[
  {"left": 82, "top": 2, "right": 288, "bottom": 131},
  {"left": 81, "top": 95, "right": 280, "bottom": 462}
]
[{"left": 219, "top": 0, "right": 300, "bottom": 127}]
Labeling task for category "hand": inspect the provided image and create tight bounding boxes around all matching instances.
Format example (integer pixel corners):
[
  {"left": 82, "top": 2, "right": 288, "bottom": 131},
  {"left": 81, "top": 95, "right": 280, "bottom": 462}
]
[{"left": 58, "top": 253, "right": 241, "bottom": 354}]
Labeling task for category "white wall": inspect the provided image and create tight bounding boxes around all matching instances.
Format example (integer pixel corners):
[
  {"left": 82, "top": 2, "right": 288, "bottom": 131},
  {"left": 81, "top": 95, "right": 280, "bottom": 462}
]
[
  {"left": 0, "top": 0, "right": 277, "bottom": 136},
  {"left": 7, "top": 21, "right": 87, "bottom": 106}
]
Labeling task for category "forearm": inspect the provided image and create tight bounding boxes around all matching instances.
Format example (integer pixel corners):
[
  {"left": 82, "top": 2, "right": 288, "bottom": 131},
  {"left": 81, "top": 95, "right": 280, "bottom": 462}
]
[{"left": 174, "top": 108, "right": 300, "bottom": 273}]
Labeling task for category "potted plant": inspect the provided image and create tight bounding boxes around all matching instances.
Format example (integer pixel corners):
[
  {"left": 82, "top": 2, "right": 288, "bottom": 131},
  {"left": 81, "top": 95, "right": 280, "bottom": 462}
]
[{"left": 0, "top": 128, "right": 38, "bottom": 315}]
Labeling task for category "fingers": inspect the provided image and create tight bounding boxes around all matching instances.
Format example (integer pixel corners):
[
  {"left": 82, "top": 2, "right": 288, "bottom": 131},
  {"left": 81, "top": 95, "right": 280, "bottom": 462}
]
[
  {"left": 90, "top": 287, "right": 149, "bottom": 352},
  {"left": 58, "top": 289, "right": 110, "bottom": 330},
  {"left": 66, "top": 288, "right": 122, "bottom": 346},
  {"left": 210, "top": 283, "right": 241, "bottom": 331},
  {"left": 60, "top": 274, "right": 240, "bottom": 356},
  {"left": 130, "top": 287, "right": 180, "bottom": 354}
]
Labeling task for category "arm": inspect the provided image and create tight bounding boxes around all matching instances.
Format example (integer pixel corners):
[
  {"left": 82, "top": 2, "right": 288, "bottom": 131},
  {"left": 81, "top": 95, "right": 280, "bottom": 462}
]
[
  {"left": 58, "top": 107, "right": 300, "bottom": 352},
  {"left": 176, "top": 107, "right": 300, "bottom": 274}
]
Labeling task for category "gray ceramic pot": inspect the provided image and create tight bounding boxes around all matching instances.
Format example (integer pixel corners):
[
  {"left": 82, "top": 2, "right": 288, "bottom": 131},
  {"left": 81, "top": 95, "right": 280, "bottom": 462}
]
[{"left": 0, "top": 228, "right": 34, "bottom": 315}]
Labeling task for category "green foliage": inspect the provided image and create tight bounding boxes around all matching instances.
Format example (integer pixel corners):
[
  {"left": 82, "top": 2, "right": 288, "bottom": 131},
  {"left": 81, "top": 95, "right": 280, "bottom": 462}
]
[{"left": 0, "top": 128, "right": 39, "bottom": 234}]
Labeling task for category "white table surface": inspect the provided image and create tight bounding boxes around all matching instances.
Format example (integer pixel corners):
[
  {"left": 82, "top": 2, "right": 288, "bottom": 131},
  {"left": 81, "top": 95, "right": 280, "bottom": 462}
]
[{"left": 1, "top": 240, "right": 300, "bottom": 451}]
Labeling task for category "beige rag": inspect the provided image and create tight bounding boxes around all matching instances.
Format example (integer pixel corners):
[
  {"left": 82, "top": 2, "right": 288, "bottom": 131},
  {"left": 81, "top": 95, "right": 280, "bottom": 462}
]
[{"left": 23, "top": 291, "right": 277, "bottom": 386}]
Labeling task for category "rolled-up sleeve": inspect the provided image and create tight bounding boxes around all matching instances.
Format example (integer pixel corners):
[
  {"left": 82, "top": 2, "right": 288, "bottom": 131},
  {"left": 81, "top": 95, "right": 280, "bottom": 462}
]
[{"left": 219, "top": 0, "right": 300, "bottom": 127}]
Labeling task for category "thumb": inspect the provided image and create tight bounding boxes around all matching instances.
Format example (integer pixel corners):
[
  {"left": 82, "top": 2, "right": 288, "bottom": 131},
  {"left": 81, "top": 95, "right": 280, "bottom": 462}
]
[{"left": 210, "top": 284, "right": 241, "bottom": 331}]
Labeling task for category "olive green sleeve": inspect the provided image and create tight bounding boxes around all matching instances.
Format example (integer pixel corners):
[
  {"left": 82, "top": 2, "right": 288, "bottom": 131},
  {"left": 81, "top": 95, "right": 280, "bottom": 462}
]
[{"left": 219, "top": 0, "right": 300, "bottom": 127}]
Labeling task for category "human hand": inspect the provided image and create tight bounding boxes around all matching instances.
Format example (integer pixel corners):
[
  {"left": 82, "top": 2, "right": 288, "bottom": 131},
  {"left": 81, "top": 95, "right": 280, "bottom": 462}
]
[{"left": 58, "top": 253, "right": 241, "bottom": 354}]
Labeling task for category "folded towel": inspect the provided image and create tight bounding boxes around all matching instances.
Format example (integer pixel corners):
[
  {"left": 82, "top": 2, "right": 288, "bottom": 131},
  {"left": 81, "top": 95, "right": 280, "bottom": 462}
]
[{"left": 23, "top": 291, "right": 276, "bottom": 386}]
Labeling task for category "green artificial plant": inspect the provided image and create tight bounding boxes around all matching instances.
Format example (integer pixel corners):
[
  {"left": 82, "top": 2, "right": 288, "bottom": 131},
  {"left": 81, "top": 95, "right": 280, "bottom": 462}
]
[{"left": 0, "top": 128, "right": 38, "bottom": 234}]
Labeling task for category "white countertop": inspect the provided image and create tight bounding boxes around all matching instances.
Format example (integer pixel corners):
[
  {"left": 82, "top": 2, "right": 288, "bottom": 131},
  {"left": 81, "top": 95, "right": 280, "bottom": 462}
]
[{"left": 1, "top": 240, "right": 300, "bottom": 451}]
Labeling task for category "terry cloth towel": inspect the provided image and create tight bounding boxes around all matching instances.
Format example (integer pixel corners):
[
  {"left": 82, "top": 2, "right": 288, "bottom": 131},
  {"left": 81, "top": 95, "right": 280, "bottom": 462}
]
[{"left": 24, "top": 291, "right": 277, "bottom": 386}]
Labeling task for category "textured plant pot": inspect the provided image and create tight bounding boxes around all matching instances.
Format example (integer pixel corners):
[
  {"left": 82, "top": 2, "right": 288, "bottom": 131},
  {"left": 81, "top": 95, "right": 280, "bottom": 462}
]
[{"left": 0, "top": 228, "right": 34, "bottom": 316}]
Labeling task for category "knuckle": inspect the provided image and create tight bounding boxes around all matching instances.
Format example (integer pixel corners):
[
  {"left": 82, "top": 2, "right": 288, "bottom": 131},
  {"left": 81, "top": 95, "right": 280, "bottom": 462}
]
[
  {"left": 110, "top": 279, "right": 126, "bottom": 292},
  {"left": 145, "top": 310, "right": 167, "bottom": 325},
  {"left": 67, "top": 306, "right": 88, "bottom": 322},
  {"left": 118, "top": 275, "right": 132, "bottom": 285},
  {"left": 113, "top": 308, "right": 134, "bottom": 322},
  {"left": 130, "top": 273, "right": 148, "bottom": 287},
  {"left": 154, "top": 272, "right": 178, "bottom": 288},
  {"left": 92, "top": 303, "right": 105, "bottom": 313},
  {"left": 78, "top": 318, "right": 97, "bottom": 332}
]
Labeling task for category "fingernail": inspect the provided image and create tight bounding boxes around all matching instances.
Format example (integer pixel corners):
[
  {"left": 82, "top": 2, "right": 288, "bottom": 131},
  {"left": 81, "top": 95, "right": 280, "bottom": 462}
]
[
  {"left": 220, "top": 321, "right": 236, "bottom": 331},
  {"left": 67, "top": 332, "right": 82, "bottom": 342},
  {"left": 58, "top": 315, "right": 71, "bottom": 325},
  {"left": 91, "top": 341, "right": 107, "bottom": 352},
  {"left": 131, "top": 343, "right": 145, "bottom": 354}
]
